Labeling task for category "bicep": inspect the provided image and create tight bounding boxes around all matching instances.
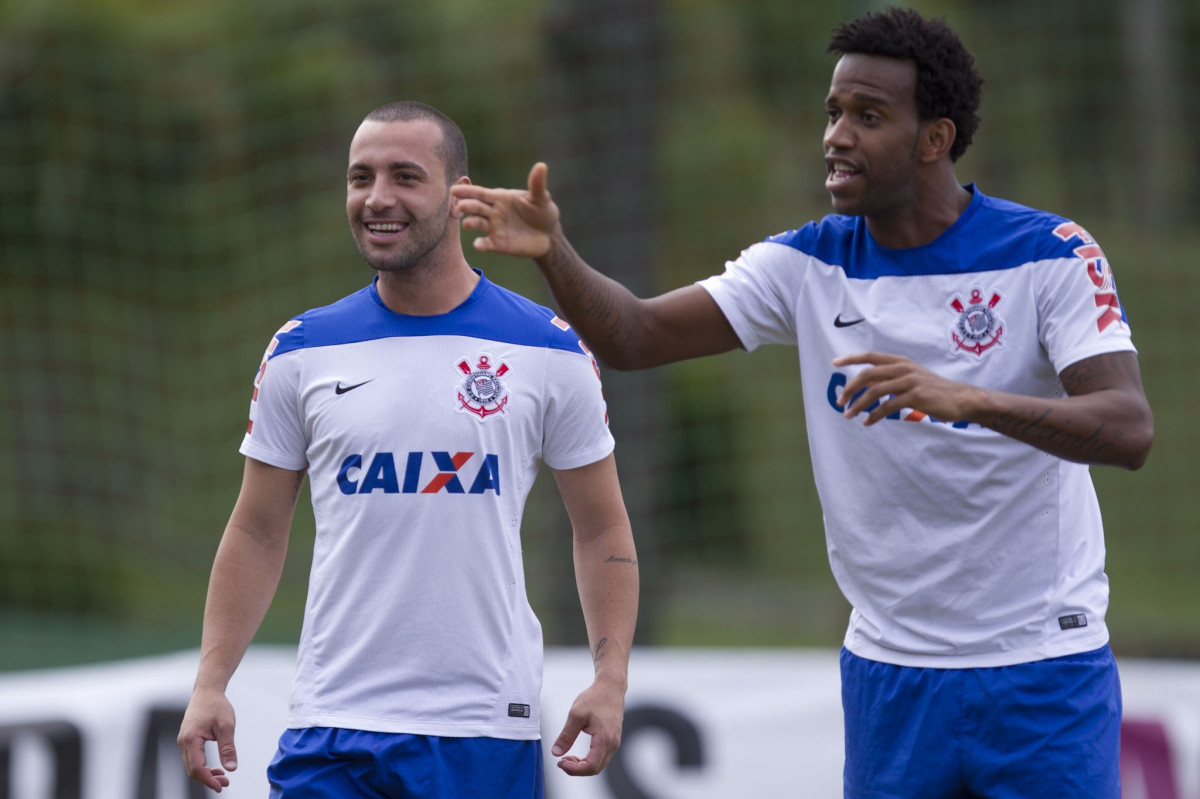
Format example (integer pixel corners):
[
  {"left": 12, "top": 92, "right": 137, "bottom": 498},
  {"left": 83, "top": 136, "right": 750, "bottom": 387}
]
[
  {"left": 1059, "top": 351, "right": 1148, "bottom": 399},
  {"left": 551, "top": 454, "right": 631, "bottom": 542},
  {"left": 635, "top": 285, "right": 742, "bottom": 368},
  {"left": 226, "top": 457, "right": 306, "bottom": 548},
  {"left": 1059, "top": 350, "right": 1154, "bottom": 464}
]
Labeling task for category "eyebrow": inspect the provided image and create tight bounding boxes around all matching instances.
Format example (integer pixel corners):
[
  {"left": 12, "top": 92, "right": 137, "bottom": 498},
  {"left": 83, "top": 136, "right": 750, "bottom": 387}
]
[
  {"left": 347, "top": 160, "right": 430, "bottom": 177},
  {"left": 827, "top": 90, "right": 893, "bottom": 108}
]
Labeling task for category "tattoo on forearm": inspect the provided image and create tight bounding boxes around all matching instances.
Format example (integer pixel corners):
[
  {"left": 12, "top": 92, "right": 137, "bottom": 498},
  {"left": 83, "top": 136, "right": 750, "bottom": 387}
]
[
  {"left": 989, "top": 409, "right": 1119, "bottom": 461},
  {"left": 592, "top": 637, "right": 608, "bottom": 670},
  {"left": 546, "top": 243, "right": 637, "bottom": 347},
  {"left": 984, "top": 351, "right": 1145, "bottom": 463},
  {"left": 292, "top": 472, "right": 305, "bottom": 501},
  {"left": 605, "top": 555, "right": 638, "bottom": 566}
]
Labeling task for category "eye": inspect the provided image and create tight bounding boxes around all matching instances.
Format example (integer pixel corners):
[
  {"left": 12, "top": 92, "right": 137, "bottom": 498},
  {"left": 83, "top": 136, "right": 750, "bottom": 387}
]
[
  {"left": 349, "top": 173, "right": 371, "bottom": 185},
  {"left": 826, "top": 107, "right": 841, "bottom": 122}
]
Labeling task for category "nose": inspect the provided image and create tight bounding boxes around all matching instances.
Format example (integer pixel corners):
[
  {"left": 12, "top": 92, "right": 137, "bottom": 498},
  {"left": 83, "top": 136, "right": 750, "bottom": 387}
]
[
  {"left": 365, "top": 181, "right": 397, "bottom": 212},
  {"left": 824, "top": 115, "right": 853, "bottom": 152}
]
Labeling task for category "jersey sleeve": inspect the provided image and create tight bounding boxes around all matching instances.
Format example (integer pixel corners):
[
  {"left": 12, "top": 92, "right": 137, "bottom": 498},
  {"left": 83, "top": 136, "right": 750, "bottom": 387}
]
[
  {"left": 697, "top": 240, "right": 804, "bottom": 352},
  {"left": 540, "top": 344, "right": 615, "bottom": 471},
  {"left": 239, "top": 322, "right": 309, "bottom": 471},
  {"left": 1036, "top": 220, "right": 1137, "bottom": 373}
]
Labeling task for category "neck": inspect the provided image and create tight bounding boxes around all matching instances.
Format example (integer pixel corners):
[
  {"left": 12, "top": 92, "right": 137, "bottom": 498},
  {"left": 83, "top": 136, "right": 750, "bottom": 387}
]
[
  {"left": 867, "top": 170, "right": 972, "bottom": 250},
  {"left": 375, "top": 248, "right": 479, "bottom": 316}
]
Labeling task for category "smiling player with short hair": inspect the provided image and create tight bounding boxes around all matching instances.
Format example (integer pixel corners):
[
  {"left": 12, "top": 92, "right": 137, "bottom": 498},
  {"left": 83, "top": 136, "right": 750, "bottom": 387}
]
[{"left": 177, "top": 100, "right": 639, "bottom": 798}]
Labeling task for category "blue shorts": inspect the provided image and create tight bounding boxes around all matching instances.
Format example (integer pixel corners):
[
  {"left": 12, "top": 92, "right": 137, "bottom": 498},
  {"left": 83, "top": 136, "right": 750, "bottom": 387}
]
[
  {"left": 841, "top": 645, "right": 1121, "bottom": 799},
  {"left": 267, "top": 727, "right": 544, "bottom": 799}
]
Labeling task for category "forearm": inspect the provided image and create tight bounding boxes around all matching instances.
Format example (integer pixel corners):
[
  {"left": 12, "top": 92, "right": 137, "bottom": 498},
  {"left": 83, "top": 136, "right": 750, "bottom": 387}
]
[
  {"left": 968, "top": 386, "right": 1153, "bottom": 469},
  {"left": 836, "top": 351, "right": 1153, "bottom": 469},
  {"left": 193, "top": 524, "right": 289, "bottom": 692},
  {"left": 573, "top": 525, "right": 639, "bottom": 686},
  {"left": 535, "top": 231, "right": 651, "bottom": 370}
]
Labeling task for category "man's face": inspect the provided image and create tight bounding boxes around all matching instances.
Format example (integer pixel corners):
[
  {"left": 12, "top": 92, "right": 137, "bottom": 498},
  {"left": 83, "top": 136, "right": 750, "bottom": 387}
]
[
  {"left": 823, "top": 54, "right": 924, "bottom": 220},
  {"left": 346, "top": 119, "right": 458, "bottom": 274}
]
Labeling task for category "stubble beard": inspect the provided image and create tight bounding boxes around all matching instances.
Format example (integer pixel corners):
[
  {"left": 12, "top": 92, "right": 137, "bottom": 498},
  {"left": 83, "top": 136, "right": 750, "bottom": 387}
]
[
  {"left": 354, "top": 196, "right": 452, "bottom": 275},
  {"left": 835, "top": 142, "right": 921, "bottom": 220}
]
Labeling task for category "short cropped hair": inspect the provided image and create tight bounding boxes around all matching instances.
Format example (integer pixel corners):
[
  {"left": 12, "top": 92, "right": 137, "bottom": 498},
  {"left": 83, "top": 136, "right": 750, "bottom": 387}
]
[
  {"left": 827, "top": 8, "right": 983, "bottom": 162},
  {"left": 363, "top": 101, "right": 469, "bottom": 182}
]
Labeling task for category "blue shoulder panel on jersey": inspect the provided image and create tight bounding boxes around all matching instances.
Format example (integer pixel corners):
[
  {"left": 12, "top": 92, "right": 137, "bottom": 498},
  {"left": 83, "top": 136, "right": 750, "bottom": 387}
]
[
  {"left": 765, "top": 186, "right": 1088, "bottom": 279},
  {"left": 268, "top": 272, "right": 586, "bottom": 360}
]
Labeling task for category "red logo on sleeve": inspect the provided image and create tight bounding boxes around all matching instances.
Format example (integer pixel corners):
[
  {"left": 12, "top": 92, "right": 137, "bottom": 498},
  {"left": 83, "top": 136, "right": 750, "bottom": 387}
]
[{"left": 1052, "top": 222, "right": 1127, "bottom": 333}]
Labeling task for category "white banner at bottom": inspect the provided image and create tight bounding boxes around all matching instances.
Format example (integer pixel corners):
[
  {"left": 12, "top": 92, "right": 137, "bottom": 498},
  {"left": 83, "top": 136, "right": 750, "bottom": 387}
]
[{"left": 0, "top": 647, "right": 1197, "bottom": 799}]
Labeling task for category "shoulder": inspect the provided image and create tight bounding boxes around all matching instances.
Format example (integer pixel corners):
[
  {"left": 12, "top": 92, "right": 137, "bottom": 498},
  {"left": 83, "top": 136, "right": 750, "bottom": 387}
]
[
  {"left": 264, "top": 277, "right": 591, "bottom": 361},
  {"left": 467, "top": 279, "right": 589, "bottom": 356},
  {"left": 446, "top": 277, "right": 592, "bottom": 360},
  {"left": 264, "top": 284, "right": 377, "bottom": 360},
  {"left": 761, "top": 216, "right": 858, "bottom": 265},
  {"left": 966, "top": 188, "right": 1103, "bottom": 266}
]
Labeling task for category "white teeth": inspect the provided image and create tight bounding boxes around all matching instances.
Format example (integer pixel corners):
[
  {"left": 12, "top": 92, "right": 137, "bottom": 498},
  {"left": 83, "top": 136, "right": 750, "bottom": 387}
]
[{"left": 367, "top": 222, "right": 404, "bottom": 232}]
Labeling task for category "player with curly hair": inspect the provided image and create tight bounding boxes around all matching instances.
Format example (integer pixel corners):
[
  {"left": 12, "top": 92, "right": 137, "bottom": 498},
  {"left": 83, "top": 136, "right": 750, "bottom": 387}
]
[{"left": 452, "top": 7, "right": 1152, "bottom": 797}]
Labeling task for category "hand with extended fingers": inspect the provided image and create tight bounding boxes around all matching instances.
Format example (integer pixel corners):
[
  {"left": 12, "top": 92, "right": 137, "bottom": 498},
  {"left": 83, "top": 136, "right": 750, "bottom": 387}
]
[
  {"left": 452, "top": 162, "right": 560, "bottom": 259},
  {"left": 834, "top": 351, "right": 982, "bottom": 425}
]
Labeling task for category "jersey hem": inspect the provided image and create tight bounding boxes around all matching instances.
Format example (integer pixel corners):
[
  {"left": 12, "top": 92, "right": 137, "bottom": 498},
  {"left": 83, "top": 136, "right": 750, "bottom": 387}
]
[
  {"left": 239, "top": 440, "right": 307, "bottom": 471},
  {"left": 1053, "top": 339, "right": 1137, "bottom": 375},
  {"left": 285, "top": 714, "right": 541, "bottom": 741},
  {"left": 696, "top": 278, "right": 755, "bottom": 351},
  {"left": 844, "top": 628, "right": 1110, "bottom": 669},
  {"left": 543, "top": 440, "right": 615, "bottom": 472}
]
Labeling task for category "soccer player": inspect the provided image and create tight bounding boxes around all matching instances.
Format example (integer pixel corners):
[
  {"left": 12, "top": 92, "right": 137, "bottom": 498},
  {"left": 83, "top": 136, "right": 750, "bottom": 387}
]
[
  {"left": 177, "top": 101, "right": 639, "bottom": 797},
  {"left": 450, "top": 8, "right": 1153, "bottom": 798}
]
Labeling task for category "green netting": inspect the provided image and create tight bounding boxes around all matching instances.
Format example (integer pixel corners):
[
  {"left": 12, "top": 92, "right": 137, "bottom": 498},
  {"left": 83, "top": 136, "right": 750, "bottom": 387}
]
[{"left": 2, "top": 0, "right": 1197, "bottom": 668}]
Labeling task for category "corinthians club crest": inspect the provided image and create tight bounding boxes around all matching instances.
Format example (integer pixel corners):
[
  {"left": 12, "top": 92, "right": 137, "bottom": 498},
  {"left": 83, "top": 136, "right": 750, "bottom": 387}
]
[
  {"left": 455, "top": 354, "right": 510, "bottom": 420},
  {"left": 949, "top": 288, "right": 1005, "bottom": 356}
]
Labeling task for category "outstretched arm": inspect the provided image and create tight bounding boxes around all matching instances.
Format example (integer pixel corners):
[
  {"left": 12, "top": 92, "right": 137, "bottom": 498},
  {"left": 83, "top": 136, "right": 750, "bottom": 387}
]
[
  {"left": 453, "top": 163, "right": 741, "bottom": 370},
  {"left": 549, "top": 453, "right": 639, "bottom": 777},
  {"left": 177, "top": 458, "right": 305, "bottom": 792},
  {"left": 834, "top": 350, "right": 1153, "bottom": 469}
]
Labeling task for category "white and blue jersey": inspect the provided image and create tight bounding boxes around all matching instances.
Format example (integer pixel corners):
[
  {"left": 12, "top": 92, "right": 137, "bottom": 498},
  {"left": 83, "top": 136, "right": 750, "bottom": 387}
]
[
  {"left": 699, "top": 185, "right": 1136, "bottom": 668},
  {"left": 241, "top": 271, "right": 613, "bottom": 739}
]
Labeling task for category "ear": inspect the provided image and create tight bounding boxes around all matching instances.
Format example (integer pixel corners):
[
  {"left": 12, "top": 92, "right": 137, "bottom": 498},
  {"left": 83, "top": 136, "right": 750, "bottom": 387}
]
[
  {"left": 919, "top": 118, "right": 957, "bottom": 163},
  {"left": 450, "top": 175, "right": 471, "bottom": 218}
]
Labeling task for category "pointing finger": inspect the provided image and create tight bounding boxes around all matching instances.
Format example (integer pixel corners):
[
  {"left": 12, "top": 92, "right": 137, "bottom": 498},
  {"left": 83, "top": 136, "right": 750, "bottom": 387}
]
[
  {"left": 528, "top": 162, "right": 549, "bottom": 201},
  {"left": 455, "top": 198, "right": 492, "bottom": 219}
]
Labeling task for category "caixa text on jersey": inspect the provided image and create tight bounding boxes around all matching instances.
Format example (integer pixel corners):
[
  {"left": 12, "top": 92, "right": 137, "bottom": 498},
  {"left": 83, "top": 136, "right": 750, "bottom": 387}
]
[{"left": 336, "top": 451, "right": 501, "bottom": 495}]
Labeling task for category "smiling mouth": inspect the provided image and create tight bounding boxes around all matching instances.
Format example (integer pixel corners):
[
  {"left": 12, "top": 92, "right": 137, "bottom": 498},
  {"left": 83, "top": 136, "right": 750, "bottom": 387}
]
[
  {"left": 826, "top": 163, "right": 861, "bottom": 185},
  {"left": 364, "top": 221, "right": 408, "bottom": 238}
]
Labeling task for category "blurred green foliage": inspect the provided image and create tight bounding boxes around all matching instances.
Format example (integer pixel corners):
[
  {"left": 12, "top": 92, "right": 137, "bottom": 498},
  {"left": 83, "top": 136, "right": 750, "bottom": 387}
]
[{"left": 2, "top": 0, "right": 1197, "bottom": 669}]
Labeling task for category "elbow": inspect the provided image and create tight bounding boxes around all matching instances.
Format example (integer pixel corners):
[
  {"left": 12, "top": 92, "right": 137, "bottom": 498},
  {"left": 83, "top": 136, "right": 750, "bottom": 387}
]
[
  {"left": 1119, "top": 410, "right": 1155, "bottom": 471},
  {"left": 1124, "top": 427, "right": 1154, "bottom": 471},
  {"left": 593, "top": 352, "right": 639, "bottom": 372},
  {"left": 592, "top": 347, "right": 657, "bottom": 372}
]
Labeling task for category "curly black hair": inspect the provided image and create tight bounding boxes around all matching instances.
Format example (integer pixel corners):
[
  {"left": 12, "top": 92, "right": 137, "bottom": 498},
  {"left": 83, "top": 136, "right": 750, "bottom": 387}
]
[{"left": 827, "top": 7, "right": 983, "bottom": 162}]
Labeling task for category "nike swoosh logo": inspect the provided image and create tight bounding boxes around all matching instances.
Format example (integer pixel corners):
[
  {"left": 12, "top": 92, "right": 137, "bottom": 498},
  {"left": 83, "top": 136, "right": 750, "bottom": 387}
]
[
  {"left": 834, "top": 314, "right": 866, "bottom": 328},
  {"left": 335, "top": 379, "right": 374, "bottom": 395}
]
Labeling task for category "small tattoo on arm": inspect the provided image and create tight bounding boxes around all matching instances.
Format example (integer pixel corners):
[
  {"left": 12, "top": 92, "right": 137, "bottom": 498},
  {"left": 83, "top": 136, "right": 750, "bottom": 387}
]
[
  {"left": 592, "top": 637, "right": 608, "bottom": 670},
  {"left": 605, "top": 555, "right": 638, "bottom": 565},
  {"left": 1059, "top": 351, "right": 1139, "bottom": 395},
  {"left": 1060, "top": 361, "right": 1102, "bottom": 395}
]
